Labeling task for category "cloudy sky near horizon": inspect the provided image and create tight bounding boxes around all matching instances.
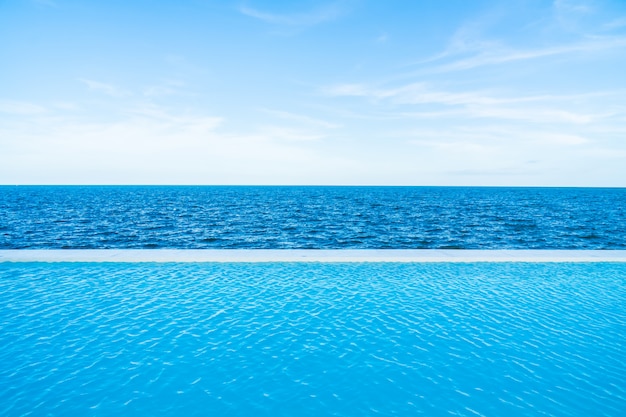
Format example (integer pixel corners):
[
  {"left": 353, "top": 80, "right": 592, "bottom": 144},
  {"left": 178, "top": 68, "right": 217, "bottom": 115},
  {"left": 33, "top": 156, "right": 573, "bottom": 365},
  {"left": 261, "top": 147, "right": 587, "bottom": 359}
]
[{"left": 1, "top": 0, "right": 626, "bottom": 185}]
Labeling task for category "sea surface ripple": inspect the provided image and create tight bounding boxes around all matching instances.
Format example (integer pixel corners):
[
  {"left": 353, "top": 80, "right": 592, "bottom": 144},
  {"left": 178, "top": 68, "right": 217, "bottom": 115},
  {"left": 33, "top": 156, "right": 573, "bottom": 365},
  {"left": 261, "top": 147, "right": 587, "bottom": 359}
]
[
  {"left": 1, "top": 186, "right": 625, "bottom": 249},
  {"left": 1, "top": 262, "right": 625, "bottom": 416}
]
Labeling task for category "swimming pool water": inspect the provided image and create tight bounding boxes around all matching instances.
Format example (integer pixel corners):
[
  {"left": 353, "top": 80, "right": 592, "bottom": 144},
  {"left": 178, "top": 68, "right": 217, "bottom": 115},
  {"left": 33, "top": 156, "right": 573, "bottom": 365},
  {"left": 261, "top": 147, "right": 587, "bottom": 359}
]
[{"left": 1, "top": 262, "right": 625, "bottom": 416}]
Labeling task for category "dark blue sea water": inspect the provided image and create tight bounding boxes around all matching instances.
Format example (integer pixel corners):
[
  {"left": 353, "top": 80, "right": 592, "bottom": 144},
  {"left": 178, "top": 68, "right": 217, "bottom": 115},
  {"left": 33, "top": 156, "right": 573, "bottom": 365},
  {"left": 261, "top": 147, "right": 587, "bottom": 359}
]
[
  {"left": 1, "top": 186, "right": 625, "bottom": 249},
  {"left": 1, "top": 262, "right": 625, "bottom": 416}
]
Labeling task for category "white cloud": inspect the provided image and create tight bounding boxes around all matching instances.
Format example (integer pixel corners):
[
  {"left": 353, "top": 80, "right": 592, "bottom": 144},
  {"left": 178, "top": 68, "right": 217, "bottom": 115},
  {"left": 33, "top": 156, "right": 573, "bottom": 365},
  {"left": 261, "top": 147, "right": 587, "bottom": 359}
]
[
  {"left": 143, "top": 80, "right": 186, "bottom": 97},
  {"left": 554, "top": 0, "right": 593, "bottom": 15},
  {"left": 325, "top": 82, "right": 611, "bottom": 123},
  {"left": 254, "top": 125, "right": 327, "bottom": 142},
  {"left": 0, "top": 100, "right": 46, "bottom": 115},
  {"left": 1, "top": 101, "right": 623, "bottom": 185},
  {"left": 397, "top": 125, "right": 603, "bottom": 185},
  {"left": 53, "top": 102, "right": 79, "bottom": 111},
  {"left": 323, "top": 83, "right": 371, "bottom": 97},
  {"left": 0, "top": 106, "right": 358, "bottom": 184},
  {"left": 262, "top": 109, "right": 340, "bottom": 129},
  {"left": 79, "top": 79, "right": 131, "bottom": 97},
  {"left": 604, "top": 16, "right": 626, "bottom": 30},
  {"left": 463, "top": 106, "right": 598, "bottom": 124},
  {"left": 406, "top": 125, "right": 591, "bottom": 150},
  {"left": 325, "top": 80, "right": 626, "bottom": 126},
  {"left": 402, "top": 0, "right": 626, "bottom": 77},
  {"left": 415, "top": 36, "right": 626, "bottom": 74},
  {"left": 375, "top": 32, "right": 389, "bottom": 44},
  {"left": 239, "top": 2, "right": 345, "bottom": 26},
  {"left": 540, "top": 133, "right": 588, "bottom": 145}
]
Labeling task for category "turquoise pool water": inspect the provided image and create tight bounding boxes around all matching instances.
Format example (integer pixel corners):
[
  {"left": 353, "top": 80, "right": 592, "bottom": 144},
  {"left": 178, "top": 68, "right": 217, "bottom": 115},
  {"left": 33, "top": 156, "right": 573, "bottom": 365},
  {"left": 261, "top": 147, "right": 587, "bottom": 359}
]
[{"left": 1, "top": 262, "right": 625, "bottom": 416}]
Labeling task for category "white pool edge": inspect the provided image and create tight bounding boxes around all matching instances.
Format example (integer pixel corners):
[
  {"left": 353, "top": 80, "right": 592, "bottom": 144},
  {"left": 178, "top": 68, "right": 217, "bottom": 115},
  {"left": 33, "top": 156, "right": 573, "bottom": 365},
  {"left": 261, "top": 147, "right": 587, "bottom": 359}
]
[{"left": 2, "top": 249, "right": 626, "bottom": 263}]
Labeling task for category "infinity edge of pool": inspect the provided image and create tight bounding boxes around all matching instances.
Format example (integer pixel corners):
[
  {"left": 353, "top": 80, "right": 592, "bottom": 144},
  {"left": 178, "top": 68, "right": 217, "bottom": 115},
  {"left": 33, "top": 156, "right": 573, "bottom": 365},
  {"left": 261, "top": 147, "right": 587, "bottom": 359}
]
[{"left": 2, "top": 249, "right": 626, "bottom": 262}]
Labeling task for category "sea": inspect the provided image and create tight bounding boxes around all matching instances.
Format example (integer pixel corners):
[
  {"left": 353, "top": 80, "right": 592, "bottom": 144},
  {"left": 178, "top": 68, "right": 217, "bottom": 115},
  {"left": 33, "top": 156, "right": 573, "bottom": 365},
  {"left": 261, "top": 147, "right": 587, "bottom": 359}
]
[
  {"left": 2, "top": 186, "right": 626, "bottom": 416},
  {"left": 1, "top": 185, "right": 626, "bottom": 249}
]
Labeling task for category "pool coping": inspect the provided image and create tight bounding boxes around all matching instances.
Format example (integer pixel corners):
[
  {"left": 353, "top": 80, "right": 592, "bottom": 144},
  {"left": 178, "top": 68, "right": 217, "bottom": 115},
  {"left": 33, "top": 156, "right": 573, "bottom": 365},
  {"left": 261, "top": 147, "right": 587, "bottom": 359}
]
[{"left": 1, "top": 249, "right": 626, "bottom": 263}]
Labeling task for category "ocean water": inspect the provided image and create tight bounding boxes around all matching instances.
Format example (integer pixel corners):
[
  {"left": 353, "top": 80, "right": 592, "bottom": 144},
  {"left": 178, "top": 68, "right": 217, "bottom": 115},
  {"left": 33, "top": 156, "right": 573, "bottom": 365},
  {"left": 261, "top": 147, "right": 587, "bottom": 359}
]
[
  {"left": 1, "top": 262, "right": 625, "bottom": 416},
  {"left": 1, "top": 186, "right": 626, "bottom": 249}
]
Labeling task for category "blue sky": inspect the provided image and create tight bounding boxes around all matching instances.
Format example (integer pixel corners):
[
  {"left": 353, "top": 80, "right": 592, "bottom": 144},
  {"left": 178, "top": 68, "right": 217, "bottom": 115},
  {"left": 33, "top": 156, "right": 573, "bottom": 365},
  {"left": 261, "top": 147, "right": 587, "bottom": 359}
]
[{"left": 1, "top": 0, "right": 625, "bottom": 185}]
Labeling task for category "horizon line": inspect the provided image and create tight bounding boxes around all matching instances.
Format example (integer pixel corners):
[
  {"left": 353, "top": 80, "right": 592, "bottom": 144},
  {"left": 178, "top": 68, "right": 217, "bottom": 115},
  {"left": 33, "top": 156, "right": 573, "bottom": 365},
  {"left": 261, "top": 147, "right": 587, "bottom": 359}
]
[{"left": 2, "top": 249, "right": 626, "bottom": 263}]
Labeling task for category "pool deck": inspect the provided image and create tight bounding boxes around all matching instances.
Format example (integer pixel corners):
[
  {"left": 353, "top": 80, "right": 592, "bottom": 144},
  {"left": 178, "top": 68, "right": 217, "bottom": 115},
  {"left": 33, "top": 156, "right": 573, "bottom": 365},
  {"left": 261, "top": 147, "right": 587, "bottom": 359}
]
[{"left": 1, "top": 249, "right": 626, "bottom": 263}]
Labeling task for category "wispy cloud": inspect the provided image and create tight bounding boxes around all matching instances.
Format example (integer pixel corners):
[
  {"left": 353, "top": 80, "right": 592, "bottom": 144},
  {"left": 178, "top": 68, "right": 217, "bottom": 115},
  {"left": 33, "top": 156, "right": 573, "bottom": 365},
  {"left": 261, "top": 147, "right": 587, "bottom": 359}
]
[
  {"left": 323, "top": 83, "right": 371, "bottom": 97},
  {"left": 239, "top": 2, "right": 346, "bottom": 26},
  {"left": 553, "top": 0, "right": 595, "bottom": 31},
  {"left": 401, "top": 0, "right": 626, "bottom": 77},
  {"left": 31, "top": 0, "right": 57, "bottom": 7},
  {"left": 407, "top": 126, "right": 589, "bottom": 147},
  {"left": 325, "top": 81, "right": 622, "bottom": 124},
  {"left": 411, "top": 36, "right": 626, "bottom": 74},
  {"left": 554, "top": 0, "right": 594, "bottom": 15},
  {"left": 143, "top": 80, "right": 186, "bottom": 97},
  {"left": 53, "top": 102, "right": 79, "bottom": 111},
  {"left": 0, "top": 104, "right": 357, "bottom": 184},
  {"left": 255, "top": 125, "right": 327, "bottom": 142},
  {"left": 0, "top": 100, "right": 46, "bottom": 115},
  {"left": 375, "top": 32, "right": 389, "bottom": 44},
  {"left": 604, "top": 16, "right": 626, "bottom": 30},
  {"left": 325, "top": 82, "right": 510, "bottom": 106},
  {"left": 262, "top": 109, "right": 340, "bottom": 129},
  {"left": 127, "top": 105, "right": 223, "bottom": 132},
  {"left": 462, "top": 106, "right": 599, "bottom": 124},
  {"left": 79, "top": 79, "right": 131, "bottom": 97}
]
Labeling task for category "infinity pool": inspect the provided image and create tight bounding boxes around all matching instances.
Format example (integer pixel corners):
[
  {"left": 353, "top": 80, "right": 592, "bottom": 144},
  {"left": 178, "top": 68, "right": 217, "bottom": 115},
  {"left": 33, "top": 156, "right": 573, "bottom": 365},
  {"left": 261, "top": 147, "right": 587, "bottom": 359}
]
[{"left": 1, "top": 259, "right": 625, "bottom": 416}]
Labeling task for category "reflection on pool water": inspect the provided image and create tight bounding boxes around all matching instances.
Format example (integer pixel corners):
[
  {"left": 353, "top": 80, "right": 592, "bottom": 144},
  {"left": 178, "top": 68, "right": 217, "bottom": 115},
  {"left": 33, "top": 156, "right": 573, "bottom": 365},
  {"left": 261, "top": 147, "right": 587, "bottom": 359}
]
[{"left": 1, "top": 262, "right": 625, "bottom": 416}]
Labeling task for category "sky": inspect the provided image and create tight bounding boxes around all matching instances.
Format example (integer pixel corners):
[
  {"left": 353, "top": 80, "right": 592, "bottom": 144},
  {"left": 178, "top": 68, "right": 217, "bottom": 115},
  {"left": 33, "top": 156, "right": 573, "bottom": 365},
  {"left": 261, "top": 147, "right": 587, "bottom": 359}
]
[{"left": 1, "top": 0, "right": 625, "bottom": 186}]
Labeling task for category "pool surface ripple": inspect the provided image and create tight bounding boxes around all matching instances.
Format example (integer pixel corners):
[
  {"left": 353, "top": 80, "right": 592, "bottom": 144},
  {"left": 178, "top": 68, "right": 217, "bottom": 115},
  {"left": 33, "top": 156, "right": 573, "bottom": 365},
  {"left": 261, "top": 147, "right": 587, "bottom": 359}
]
[{"left": 1, "top": 262, "right": 625, "bottom": 416}]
